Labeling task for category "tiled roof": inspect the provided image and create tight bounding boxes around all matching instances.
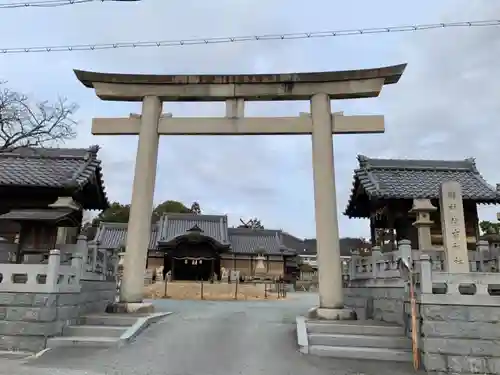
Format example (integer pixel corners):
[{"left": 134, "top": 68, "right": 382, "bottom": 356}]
[
  {"left": 95, "top": 222, "right": 159, "bottom": 250},
  {"left": 158, "top": 213, "right": 229, "bottom": 245},
  {"left": 345, "top": 155, "right": 500, "bottom": 218},
  {"left": 94, "top": 217, "right": 297, "bottom": 255},
  {"left": 0, "top": 146, "right": 108, "bottom": 210},
  {"left": 228, "top": 228, "right": 295, "bottom": 255},
  {"left": 0, "top": 208, "right": 73, "bottom": 222}
]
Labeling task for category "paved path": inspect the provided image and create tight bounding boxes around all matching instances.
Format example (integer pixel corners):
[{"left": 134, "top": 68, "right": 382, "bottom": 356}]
[{"left": 0, "top": 293, "right": 418, "bottom": 375}]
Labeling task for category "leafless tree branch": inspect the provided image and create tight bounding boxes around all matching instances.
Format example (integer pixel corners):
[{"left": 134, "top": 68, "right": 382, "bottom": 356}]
[{"left": 0, "top": 81, "right": 78, "bottom": 152}]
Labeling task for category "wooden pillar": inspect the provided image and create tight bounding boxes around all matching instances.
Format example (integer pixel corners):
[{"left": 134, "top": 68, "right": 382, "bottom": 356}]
[
  {"left": 369, "top": 217, "right": 376, "bottom": 246},
  {"left": 172, "top": 258, "right": 175, "bottom": 281}
]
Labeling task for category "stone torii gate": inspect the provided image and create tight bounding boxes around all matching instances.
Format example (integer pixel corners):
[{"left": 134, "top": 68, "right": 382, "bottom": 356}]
[{"left": 74, "top": 64, "right": 406, "bottom": 319}]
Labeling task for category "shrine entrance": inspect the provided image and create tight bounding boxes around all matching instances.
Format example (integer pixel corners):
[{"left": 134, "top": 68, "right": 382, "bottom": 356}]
[
  {"left": 75, "top": 64, "right": 406, "bottom": 319},
  {"left": 159, "top": 228, "right": 227, "bottom": 281}
]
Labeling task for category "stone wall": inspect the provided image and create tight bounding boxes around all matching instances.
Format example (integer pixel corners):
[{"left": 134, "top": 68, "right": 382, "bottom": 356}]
[
  {"left": 0, "top": 281, "right": 116, "bottom": 352},
  {"left": 421, "top": 304, "right": 500, "bottom": 375},
  {"left": 344, "top": 285, "right": 406, "bottom": 325}
]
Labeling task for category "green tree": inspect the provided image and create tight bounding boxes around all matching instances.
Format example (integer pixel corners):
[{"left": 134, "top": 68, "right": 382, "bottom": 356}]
[
  {"left": 479, "top": 220, "right": 500, "bottom": 235},
  {"left": 92, "top": 202, "right": 130, "bottom": 225},
  {"left": 152, "top": 200, "right": 191, "bottom": 222},
  {"left": 93, "top": 200, "right": 201, "bottom": 226}
]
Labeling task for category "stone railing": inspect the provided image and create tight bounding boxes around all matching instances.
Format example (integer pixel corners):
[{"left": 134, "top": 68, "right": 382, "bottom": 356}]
[
  {"left": 0, "top": 249, "right": 81, "bottom": 293},
  {"left": 348, "top": 240, "right": 500, "bottom": 284},
  {"left": 0, "top": 235, "right": 118, "bottom": 286},
  {"left": 82, "top": 239, "right": 118, "bottom": 281},
  {"left": 419, "top": 253, "right": 500, "bottom": 305}
]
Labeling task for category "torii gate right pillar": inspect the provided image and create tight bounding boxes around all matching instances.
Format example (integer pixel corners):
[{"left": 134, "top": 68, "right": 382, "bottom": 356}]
[{"left": 310, "top": 93, "right": 348, "bottom": 318}]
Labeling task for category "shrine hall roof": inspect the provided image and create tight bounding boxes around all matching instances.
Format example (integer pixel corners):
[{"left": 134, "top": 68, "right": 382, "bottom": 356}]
[
  {"left": 158, "top": 213, "right": 229, "bottom": 246},
  {"left": 227, "top": 228, "right": 296, "bottom": 255},
  {"left": 345, "top": 155, "right": 500, "bottom": 218},
  {"left": 94, "top": 214, "right": 300, "bottom": 255},
  {"left": 0, "top": 146, "right": 108, "bottom": 210}
]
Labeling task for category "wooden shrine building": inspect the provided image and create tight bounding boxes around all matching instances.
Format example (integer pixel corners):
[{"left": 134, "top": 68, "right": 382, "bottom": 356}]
[
  {"left": 345, "top": 155, "right": 500, "bottom": 251},
  {"left": 0, "top": 147, "right": 108, "bottom": 263},
  {"left": 93, "top": 213, "right": 302, "bottom": 281}
]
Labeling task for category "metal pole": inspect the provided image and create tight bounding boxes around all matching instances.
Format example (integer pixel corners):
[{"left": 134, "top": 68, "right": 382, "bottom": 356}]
[
  {"left": 234, "top": 278, "right": 238, "bottom": 300},
  {"left": 201, "top": 278, "right": 204, "bottom": 300}
]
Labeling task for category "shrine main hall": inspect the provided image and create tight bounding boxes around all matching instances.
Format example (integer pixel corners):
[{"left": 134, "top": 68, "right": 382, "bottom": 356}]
[{"left": 93, "top": 213, "right": 302, "bottom": 281}]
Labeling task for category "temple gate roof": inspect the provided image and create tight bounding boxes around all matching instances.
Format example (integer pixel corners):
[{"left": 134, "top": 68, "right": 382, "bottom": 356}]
[
  {"left": 0, "top": 146, "right": 108, "bottom": 210},
  {"left": 345, "top": 155, "right": 500, "bottom": 218}
]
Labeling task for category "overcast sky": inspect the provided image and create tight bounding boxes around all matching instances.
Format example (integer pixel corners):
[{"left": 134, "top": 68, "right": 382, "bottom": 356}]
[{"left": 0, "top": 0, "right": 499, "bottom": 239}]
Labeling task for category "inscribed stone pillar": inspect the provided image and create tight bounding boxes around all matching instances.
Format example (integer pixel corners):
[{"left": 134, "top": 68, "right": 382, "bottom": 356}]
[
  {"left": 410, "top": 199, "right": 437, "bottom": 251},
  {"left": 310, "top": 93, "right": 351, "bottom": 319},
  {"left": 439, "top": 181, "right": 469, "bottom": 273},
  {"left": 120, "top": 96, "right": 162, "bottom": 303}
]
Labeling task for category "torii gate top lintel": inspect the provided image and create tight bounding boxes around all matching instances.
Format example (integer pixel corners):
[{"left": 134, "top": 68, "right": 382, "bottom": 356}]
[{"left": 73, "top": 63, "right": 406, "bottom": 102}]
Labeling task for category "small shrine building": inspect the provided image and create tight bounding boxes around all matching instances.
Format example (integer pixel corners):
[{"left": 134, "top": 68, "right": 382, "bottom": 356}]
[
  {"left": 344, "top": 155, "right": 500, "bottom": 251},
  {"left": 0, "top": 146, "right": 108, "bottom": 263}
]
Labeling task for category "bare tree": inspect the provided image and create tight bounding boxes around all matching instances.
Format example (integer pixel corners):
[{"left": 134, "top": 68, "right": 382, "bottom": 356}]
[{"left": 0, "top": 82, "right": 78, "bottom": 152}]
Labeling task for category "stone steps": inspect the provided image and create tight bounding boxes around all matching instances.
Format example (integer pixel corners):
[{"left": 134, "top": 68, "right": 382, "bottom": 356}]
[
  {"left": 298, "top": 317, "right": 413, "bottom": 362},
  {"left": 308, "top": 333, "right": 412, "bottom": 349},
  {"left": 307, "top": 321, "right": 405, "bottom": 336},
  {"left": 81, "top": 314, "right": 140, "bottom": 327},
  {"left": 309, "top": 345, "right": 413, "bottom": 362},
  {"left": 47, "top": 336, "right": 120, "bottom": 348},
  {"left": 47, "top": 314, "right": 136, "bottom": 349},
  {"left": 63, "top": 325, "right": 127, "bottom": 338},
  {"left": 47, "top": 312, "right": 171, "bottom": 349}
]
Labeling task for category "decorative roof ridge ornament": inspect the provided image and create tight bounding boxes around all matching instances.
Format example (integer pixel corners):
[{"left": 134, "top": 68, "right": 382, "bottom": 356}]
[
  {"left": 357, "top": 154, "right": 369, "bottom": 168},
  {"left": 186, "top": 224, "right": 204, "bottom": 233},
  {"left": 465, "top": 157, "right": 478, "bottom": 173}
]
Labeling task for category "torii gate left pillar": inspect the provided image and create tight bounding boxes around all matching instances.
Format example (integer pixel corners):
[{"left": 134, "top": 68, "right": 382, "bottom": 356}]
[{"left": 74, "top": 64, "right": 406, "bottom": 319}]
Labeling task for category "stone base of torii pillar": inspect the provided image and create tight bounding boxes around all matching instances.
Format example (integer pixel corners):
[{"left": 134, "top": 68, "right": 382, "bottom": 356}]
[{"left": 307, "top": 307, "right": 356, "bottom": 320}]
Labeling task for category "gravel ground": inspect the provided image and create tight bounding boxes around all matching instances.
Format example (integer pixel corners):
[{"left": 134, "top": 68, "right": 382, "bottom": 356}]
[{"left": 0, "top": 293, "right": 420, "bottom": 375}]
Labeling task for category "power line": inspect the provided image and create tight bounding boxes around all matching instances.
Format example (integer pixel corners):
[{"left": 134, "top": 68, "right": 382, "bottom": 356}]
[
  {"left": 1, "top": 19, "right": 498, "bottom": 54},
  {"left": 0, "top": 0, "right": 139, "bottom": 9}
]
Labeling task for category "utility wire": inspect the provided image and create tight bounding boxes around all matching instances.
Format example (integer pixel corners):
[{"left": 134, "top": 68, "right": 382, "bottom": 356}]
[
  {"left": 0, "top": 0, "right": 139, "bottom": 9},
  {"left": 0, "top": 19, "right": 498, "bottom": 54}
]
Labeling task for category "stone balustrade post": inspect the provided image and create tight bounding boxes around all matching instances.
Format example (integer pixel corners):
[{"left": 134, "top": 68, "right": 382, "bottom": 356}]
[
  {"left": 477, "top": 240, "right": 490, "bottom": 272},
  {"left": 419, "top": 254, "right": 432, "bottom": 294},
  {"left": 398, "top": 239, "right": 413, "bottom": 267},
  {"left": 76, "top": 235, "right": 88, "bottom": 270},
  {"left": 348, "top": 256, "right": 357, "bottom": 281},
  {"left": 71, "top": 253, "right": 83, "bottom": 285},
  {"left": 371, "top": 247, "right": 382, "bottom": 279},
  {"left": 46, "top": 249, "right": 61, "bottom": 293},
  {"left": 102, "top": 249, "right": 109, "bottom": 281}
]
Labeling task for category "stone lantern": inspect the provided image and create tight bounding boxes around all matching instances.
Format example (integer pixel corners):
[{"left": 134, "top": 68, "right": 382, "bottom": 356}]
[
  {"left": 253, "top": 249, "right": 268, "bottom": 278},
  {"left": 410, "top": 199, "right": 437, "bottom": 251}
]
